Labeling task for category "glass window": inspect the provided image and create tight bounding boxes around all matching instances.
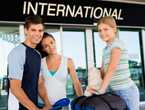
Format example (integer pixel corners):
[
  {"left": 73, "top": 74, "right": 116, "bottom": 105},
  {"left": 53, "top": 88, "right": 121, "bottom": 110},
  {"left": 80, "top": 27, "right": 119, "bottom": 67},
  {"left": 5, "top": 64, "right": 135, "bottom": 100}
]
[
  {"left": 119, "top": 31, "right": 145, "bottom": 101},
  {"left": 93, "top": 32, "right": 106, "bottom": 68},
  {"left": 93, "top": 30, "right": 145, "bottom": 101},
  {"left": 0, "top": 26, "right": 20, "bottom": 110},
  {"left": 62, "top": 31, "right": 86, "bottom": 68},
  {"left": 62, "top": 30, "right": 87, "bottom": 97},
  {"left": 47, "top": 30, "right": 62, "bottom": 54}
]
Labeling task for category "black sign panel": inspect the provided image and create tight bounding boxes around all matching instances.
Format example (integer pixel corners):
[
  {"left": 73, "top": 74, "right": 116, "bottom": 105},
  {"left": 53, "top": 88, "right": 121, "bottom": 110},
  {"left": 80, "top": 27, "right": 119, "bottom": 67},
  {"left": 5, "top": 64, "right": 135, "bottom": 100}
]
[{"left": 0, "top": 0, "right": 145, "bottom": 27}]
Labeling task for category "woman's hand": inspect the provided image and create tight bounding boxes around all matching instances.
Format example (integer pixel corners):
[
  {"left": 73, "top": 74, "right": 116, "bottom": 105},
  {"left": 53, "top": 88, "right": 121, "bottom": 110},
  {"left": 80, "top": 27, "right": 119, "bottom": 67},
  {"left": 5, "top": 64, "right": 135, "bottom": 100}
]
[
  {"left": 87, "top": 86, "right": 106, "bottom": 95},
  {"left": 97, "top": 88, "right": 106, "bottom": 94},
  {"left": 87, "top": 86, "right": 98, "bottom": 94},
  {"left": 41, "top": 105, "right": 52, "bottom": 110}
]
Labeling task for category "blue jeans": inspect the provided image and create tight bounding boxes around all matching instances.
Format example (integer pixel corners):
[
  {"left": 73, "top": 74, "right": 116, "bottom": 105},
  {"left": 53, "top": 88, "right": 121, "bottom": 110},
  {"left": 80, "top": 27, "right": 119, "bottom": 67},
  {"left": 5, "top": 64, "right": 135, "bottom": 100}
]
[{"left": 114, "top": 84, "right": 140, "bottom": 110}]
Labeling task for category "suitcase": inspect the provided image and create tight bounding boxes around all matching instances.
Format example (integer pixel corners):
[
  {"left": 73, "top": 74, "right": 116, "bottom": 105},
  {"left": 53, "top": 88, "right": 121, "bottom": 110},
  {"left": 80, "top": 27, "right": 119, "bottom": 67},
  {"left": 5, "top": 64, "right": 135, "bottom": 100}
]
[
  {"left": 71, "top": 96, "right": 87, "bottom": 110},
  {"left": 71, "top": 93, "right": 127, "bottom": 110},
  {"left": 98, "top": 93, "right": 127, "bottom": 110}
]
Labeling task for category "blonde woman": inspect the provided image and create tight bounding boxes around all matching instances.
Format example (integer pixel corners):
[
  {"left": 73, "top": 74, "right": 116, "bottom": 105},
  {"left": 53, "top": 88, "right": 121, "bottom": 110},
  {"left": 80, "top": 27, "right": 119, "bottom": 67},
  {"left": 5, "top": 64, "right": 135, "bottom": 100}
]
[{"left": 88, "top": 16, "right": 139, "bottom": 110}]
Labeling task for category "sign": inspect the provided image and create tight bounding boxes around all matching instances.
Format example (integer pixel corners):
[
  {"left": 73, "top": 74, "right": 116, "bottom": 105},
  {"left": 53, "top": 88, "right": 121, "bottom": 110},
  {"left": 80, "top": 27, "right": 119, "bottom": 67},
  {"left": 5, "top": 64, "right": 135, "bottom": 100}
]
[{"left": 0, "top": 0, "right": 145, "bottom": 27}]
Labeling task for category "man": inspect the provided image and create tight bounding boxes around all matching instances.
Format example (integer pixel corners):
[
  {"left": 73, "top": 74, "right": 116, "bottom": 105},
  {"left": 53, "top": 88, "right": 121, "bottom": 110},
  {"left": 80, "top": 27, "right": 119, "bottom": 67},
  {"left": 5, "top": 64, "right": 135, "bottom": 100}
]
[{"left": 8, "top": 16, "right": 51, "bottom": 110}]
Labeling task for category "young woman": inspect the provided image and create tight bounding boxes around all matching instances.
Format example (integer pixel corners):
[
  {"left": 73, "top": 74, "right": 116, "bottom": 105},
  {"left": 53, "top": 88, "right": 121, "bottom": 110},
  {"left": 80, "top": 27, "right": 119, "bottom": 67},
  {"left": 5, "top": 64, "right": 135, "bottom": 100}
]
[
  {"left": 89, "top": 16, "right": 139, "bottom": 110},
  {"left": 36, "top": 32, "right": 83, "bottom": 106}
]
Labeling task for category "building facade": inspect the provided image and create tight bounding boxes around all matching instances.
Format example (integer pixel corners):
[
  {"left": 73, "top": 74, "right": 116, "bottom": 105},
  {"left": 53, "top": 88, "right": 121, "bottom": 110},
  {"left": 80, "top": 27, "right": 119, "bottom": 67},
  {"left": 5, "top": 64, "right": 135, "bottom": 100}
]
[{"left": 0, "top": 0, "right": 145, "bottom": 109}]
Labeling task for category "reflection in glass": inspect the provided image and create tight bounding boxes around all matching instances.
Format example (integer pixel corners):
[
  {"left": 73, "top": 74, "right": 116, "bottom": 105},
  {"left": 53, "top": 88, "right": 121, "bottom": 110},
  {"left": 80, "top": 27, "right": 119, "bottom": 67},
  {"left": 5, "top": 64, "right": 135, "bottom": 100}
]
[
  {"left": 62, "top": 31, "right": 87, "bottom": 97},
  {"left": 94, "top": 31, "right": 145, "bottom": 101},
  {"left": 0, "top": 31, "right": 20, "bottom": 110},
  {"left": 49, "top": 31, "right": 61, "bottom": 54},
  {"left": 119, "top": 31, "right": 145, "bottom": 101},
  {"left": 94, "top": 32, "right": 106, "bottom": 68}
]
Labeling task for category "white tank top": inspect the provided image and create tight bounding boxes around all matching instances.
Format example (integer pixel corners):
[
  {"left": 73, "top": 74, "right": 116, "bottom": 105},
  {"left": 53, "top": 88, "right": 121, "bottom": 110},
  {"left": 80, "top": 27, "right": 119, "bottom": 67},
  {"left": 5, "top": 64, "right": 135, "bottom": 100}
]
[{"left": 41, "top": 56, "right": 68, "bottom": 104}]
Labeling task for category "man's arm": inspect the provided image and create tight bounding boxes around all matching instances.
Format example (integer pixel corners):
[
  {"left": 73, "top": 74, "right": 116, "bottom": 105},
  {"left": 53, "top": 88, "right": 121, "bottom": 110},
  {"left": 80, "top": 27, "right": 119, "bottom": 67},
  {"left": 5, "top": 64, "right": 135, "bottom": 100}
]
[
  {"left": 10, "top": 79, "right": 40, "bottom": 110},
  {"left": 38, "top": 75, "right": 52, "bottom": 110}
]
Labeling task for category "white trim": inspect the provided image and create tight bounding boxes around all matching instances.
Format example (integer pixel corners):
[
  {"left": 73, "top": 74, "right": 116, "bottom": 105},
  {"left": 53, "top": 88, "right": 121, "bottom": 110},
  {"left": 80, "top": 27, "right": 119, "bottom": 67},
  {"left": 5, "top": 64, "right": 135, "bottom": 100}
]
[
  {"left": 142, "top": 30, "right": 145, "bottom": 74},
  {"left": 19, "top": 25, "right": 25, "bottom": 42},
  {"left": 102, "top": 0, "right": 145, "bottom": 5},
  {"left": 94, "top": 23, "right": 145, "bottom": 29},
  {"left": 0, "top": 21, "right": 145, "bottom": 29},
  {"left": 118, "top": 26, "right": 145, "bottom": 29},
  {"left": 60, "top": 26, "right": 63, "bottom": 55},
  {"left": 85, "top": 28, "right": 94, "bottom": 68}
]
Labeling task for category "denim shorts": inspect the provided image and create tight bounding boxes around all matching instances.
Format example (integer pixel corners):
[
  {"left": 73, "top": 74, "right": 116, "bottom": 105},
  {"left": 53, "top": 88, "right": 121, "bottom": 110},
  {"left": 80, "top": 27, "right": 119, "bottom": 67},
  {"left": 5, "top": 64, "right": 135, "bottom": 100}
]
[{"left": 114, "top": 84, "right": 140, "bottom": 110}]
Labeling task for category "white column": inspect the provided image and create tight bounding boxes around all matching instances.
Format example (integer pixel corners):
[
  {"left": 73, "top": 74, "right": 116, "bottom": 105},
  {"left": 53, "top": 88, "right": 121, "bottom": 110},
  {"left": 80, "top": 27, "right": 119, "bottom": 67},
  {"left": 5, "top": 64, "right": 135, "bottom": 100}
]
[
  {"left": 85, "top": 28, "right": 94, "bottom": 68},
  {"left": 19, "top": 25, "right": 25, "bottom": 42},
  {"left": 142, "top": 29, "right": 145, "bottom": 72},
  {"left": 60, "top": 26, "right": 63, "bottom": 55}
]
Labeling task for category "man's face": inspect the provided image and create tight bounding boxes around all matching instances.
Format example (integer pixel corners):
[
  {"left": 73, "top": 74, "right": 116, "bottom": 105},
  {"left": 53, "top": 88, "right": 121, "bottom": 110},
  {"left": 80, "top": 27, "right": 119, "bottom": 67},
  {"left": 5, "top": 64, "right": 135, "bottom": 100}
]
[{"left": 25, "top": 24, "right": 44, "bottom": 45}]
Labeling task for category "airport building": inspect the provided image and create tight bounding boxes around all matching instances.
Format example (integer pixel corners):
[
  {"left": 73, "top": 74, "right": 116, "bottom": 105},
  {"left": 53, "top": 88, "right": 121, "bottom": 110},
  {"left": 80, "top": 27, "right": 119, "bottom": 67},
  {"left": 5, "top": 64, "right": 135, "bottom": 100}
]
[{"left": 0, "top": 0, "right": 145, "bottom": 109}]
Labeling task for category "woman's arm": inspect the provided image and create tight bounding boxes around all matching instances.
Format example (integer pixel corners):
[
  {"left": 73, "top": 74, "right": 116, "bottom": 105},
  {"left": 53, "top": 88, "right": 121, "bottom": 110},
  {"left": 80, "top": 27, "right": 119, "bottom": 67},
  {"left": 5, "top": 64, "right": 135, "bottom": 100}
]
[
  {"left": 100, "top": 66, "right": 105, "bottom": 79},
  {"left": 99, "top": 48, "right": 121, "bottom": 93},
  {"left": 67, "top": 58, "right": 83, "bottom": 96}
]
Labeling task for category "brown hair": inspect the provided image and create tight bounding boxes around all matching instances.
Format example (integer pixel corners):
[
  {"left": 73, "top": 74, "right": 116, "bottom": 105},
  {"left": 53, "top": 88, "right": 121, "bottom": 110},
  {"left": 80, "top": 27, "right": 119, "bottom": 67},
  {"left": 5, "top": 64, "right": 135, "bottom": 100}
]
[
  {"left": 24, "top": 15, "right": 44, "bottom": 29},
  {"left": 97, "top": 16, "right": 117, "bottom": 30}
]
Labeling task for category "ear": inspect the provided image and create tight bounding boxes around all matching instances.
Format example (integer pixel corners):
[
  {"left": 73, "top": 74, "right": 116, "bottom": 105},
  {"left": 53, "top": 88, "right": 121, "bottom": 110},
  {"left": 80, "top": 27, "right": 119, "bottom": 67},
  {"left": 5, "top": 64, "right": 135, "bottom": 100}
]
[
  {"left": 24, "top": 28, "right": 27, "bottom": 36},
  {"left": 113, "top": 27, "right": 117, "bottom": 34}
]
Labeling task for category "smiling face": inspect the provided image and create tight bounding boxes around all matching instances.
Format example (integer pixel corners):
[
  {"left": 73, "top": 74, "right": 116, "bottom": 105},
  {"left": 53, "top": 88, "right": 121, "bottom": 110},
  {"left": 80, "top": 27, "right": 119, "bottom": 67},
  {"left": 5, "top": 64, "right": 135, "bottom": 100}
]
[
  {"left": 24, "top": 16, "right": 44, "bottom": 48},
  {"left": 98, "top": 23, "right": 116, "bottom": 43},
  {"left": 97, "top": 16, "right": 117, "bottom": 44},
  {"left": 25, "top": 23, "right": 44, "bottom": 47},
  {"left": 41, "top": 37, "right": 57, "bottom": 55}
]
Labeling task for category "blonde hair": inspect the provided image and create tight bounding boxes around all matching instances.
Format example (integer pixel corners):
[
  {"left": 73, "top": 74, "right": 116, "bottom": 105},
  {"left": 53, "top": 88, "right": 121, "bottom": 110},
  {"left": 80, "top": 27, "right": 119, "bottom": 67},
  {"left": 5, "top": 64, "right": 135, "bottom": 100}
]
[{"left": 97, "top": 16, "right": 117, "bottom": 30}]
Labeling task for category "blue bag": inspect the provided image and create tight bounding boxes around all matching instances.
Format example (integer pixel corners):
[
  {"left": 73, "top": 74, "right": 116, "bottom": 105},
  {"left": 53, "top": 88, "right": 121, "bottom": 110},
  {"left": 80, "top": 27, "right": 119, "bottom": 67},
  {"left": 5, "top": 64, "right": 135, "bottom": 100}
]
[{"left": 51, "top": 98, "right": 70, "bottom": 110}]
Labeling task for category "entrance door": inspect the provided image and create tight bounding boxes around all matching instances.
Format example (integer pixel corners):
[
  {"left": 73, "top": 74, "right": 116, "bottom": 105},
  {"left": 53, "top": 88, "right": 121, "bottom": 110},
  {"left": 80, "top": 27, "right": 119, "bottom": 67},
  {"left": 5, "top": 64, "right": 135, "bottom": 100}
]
[{"left": 0, "top": 25, "right": 20, "bottom": 110}]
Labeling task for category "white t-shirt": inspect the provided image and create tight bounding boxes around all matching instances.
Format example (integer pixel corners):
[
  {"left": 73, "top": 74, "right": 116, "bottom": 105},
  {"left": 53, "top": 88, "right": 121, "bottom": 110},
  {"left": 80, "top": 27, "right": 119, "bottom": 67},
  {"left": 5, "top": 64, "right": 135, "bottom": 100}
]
[{"left": 41, "top": 56, "right": 68, "bottom": 105}]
